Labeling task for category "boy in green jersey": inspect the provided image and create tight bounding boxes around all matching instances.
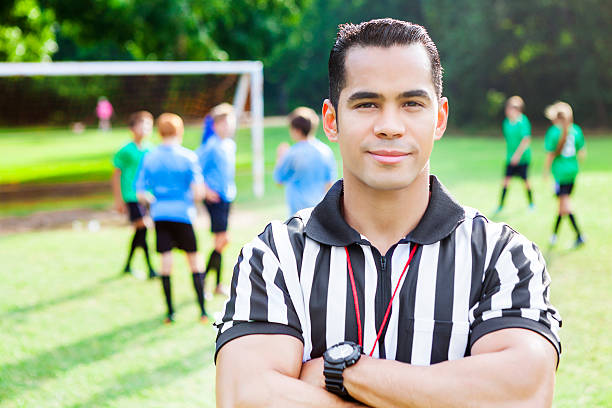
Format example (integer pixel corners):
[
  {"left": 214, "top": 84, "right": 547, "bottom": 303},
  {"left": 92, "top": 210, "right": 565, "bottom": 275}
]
[
  {"left": 544, "top": 101, "right": 586, "bottom": 247},
  {"left": 496, "top": 96, "right": 534, "bottom": 213},
  {"left": 112, "top": 111, "right": 157, "bottom": 278}
]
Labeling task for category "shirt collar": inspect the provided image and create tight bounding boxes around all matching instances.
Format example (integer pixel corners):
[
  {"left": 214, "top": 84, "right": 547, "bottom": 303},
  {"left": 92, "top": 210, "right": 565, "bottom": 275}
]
[{"left": 304, "top": 175, "right": 465, "bottom": 247}]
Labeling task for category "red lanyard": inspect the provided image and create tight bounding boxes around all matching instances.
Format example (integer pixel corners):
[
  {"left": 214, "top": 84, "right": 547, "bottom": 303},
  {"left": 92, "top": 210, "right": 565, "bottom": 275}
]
[{"left": 344, "top": 244, "right": 419, "bottom": 357}]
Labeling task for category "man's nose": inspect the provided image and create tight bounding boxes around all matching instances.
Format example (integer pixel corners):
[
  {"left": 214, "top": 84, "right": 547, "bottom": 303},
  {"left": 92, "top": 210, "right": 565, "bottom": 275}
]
[{"left": 373, "top": 108, "right": 405, "bottom": 139}]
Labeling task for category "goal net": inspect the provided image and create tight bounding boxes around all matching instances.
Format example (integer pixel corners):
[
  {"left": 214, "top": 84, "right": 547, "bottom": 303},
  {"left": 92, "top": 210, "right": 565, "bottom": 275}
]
[{"left": 0, "top": 61, "right": 265, "bottom": 197}]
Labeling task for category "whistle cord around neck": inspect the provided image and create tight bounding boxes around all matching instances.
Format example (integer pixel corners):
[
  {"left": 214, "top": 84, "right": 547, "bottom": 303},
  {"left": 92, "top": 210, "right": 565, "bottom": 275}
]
[{"left": 345, "top": 243, "right": 419, "bottom": 357}]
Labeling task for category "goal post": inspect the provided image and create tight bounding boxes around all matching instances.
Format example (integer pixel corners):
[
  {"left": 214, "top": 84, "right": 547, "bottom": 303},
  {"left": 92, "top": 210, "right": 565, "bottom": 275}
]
[{"left": 0, "top": 60, "right": 265, "bottom": 198}]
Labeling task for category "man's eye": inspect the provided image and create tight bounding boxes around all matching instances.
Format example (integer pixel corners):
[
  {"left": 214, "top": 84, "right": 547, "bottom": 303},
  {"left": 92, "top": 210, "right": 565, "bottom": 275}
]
[
  {"left": 404, "top": 101, "right": 422, "bottom": 107},
  {"left": 356, "top": 102, "right": 377, "bottom": 109}
]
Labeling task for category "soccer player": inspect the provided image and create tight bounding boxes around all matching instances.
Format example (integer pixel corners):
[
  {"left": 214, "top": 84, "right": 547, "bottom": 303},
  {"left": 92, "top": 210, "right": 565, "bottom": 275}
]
[
  {"left": 216, "top": 19, "right": 561, "bottom": 407},
  {"left": 544, "top": 101, "right": 586, "bottom": 248},
  {"left": 111, "top": 110, "right": 157, "bottom": 279},
  {"left": 136, "top": 113, "right": 208, "bottom": 323},
  {"left": 495, "top": 95, "right": 534, "bottom": 213},
  {"left": 274, "top": 106, "right": 337, "bottom": 215},
  {"left": 196, "top": 103, "right": 237, "bottom": 297}
]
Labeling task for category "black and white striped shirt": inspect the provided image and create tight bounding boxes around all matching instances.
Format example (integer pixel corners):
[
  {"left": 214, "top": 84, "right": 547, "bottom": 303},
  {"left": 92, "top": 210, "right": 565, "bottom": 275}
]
[{"left": 215, "top": 176, "right": 561, "bottom": 365}]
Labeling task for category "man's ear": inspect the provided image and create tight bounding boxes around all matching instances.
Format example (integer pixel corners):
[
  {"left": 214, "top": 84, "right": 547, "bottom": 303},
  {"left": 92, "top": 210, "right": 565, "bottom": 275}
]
[
  {"left": 322, "top": 99, "right": 338, "bottom": 143},
  {"left": 434, "top": 97, "right": 449, "bottom": 141}
]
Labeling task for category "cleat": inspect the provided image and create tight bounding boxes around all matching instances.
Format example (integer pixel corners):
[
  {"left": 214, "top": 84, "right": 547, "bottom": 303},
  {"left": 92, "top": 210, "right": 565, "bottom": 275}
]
[
  {"left": 549, "top": 234, "right": 557, "bottom": 246},
  {"left": 200, "top": 314, "right": 210, "bottom": 324},
  {"left": 148, "top": 269, "right": 159, "bottom": 279},
  {"left": 572, "top": 236, "right": 585, "bottom": 249},
  {"left": 528, "top": 203, "right": 535, "bottom": 212},
  {"left": 163, "top": 314, "right": 175, "bottom": 324}
]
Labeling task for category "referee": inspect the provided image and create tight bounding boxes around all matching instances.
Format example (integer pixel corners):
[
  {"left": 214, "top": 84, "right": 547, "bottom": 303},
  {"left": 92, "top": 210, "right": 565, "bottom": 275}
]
[{"left": 215, "top": 19, "right": 561, "bottom": 407}]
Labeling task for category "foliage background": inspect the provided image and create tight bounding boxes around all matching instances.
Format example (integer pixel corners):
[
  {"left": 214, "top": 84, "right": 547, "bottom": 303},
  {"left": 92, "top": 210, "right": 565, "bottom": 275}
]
[{"left": 1, "top": 0, "right": 611, "bottom": 127}]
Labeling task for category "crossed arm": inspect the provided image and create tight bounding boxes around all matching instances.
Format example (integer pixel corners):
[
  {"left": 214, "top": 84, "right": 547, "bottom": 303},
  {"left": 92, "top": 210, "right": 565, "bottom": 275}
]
[
  {"left": 216, "top": 328, "right": 557, "bottom": 408},
  {"left": 510, "top": 137, "right": 531, "bottom": 165}
]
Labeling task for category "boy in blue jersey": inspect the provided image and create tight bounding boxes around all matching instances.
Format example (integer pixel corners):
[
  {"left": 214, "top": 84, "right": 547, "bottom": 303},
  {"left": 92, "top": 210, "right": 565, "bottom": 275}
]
[
  {"left": 196, "top": 103, "right": 237, "bottom": 297},
  {"left": 136, "top": 113, "right": 208, "bottom": 323},
  {"left": 111, "top": 111, "right": 157, "bottom": 278},
  {"left": 274, "top": 106, "right": 337, "bottom": 215}
]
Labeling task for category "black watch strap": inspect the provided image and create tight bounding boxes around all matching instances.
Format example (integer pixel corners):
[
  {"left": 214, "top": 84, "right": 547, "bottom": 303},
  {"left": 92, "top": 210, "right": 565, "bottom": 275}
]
[{"left": 323, "top": 363, "right": 349, "bottom": 398}]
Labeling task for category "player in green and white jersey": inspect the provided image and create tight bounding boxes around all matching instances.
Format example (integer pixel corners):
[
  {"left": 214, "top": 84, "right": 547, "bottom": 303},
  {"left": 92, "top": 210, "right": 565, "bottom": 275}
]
[
  {"left": 496, "top": 96, "right": 534, "bottom": 213},
  {"left": 544, "top": 101, "right": 586, "bottom": 248}
]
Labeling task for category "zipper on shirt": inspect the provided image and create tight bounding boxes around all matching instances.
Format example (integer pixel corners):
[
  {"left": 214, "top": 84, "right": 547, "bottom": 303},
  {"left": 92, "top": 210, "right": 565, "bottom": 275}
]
[{"left": 370, "top": 247, "right": 392, "bottom": 358}]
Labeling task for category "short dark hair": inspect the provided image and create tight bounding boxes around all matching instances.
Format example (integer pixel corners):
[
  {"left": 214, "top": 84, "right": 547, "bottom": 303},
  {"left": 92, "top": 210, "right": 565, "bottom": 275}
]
[
  {"left": 128, "top": 110, "right": 153, "bottom": 128},
  {"left": 328, "top": 18, "right": 443, "bottom": 109},
  {"left": 288, "top": 106, "right": 319, "bottom": 137}
]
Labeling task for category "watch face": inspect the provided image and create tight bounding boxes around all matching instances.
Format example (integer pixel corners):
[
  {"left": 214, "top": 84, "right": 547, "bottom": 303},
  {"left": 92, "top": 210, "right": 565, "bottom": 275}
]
[{"left": 328, "top": 343, "right": 354, "bottom": 361}]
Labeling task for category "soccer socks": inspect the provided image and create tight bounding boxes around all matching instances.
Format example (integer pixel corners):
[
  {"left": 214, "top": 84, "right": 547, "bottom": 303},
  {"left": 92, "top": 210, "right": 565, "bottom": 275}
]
[
  {"left": 124, "top": 228, "right": 142, "bottom": 271},
  {"left": 137, "top": 228, "right": 155, "bottom": 274},
  {"left": 192, "top": 272, "right": 206, "bottom": 316},
  {"left": 568, "top": 213, "right": 583, "bottom": 238},
  {"left": 526, "top": 188, "right": 533, "bottom": 206},
  {"left": 553, "top": 214, "right": 562, "bottom": 235},
  {"left": 161, "top": 276, "right": 174, "bottom": 317},
  {"left": 124, "top": 228, "right": 151, "bottom": 272},
  {"left": 499, "top": 187, "right": 507, "bottom": 209},
  {"left": 206, "top": 250, "right": 222, "bottom": 285}
]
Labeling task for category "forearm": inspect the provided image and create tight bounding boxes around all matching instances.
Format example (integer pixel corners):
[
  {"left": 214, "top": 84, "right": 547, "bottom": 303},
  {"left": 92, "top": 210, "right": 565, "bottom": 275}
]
[
  {"left": 512, "top": 138, "right": 530, "bottom": 161},
  {"left": 111, "top": 169, "right": 122, "bottom": 202},
  {"left": 544, "top": 153, "right": 554, "bottom": 173},
  {"left": 344, "top": 350, "right": 553, "bottom": 407},
  {"left": 218, "top": 368, "right": 364, "bottom": 408}
]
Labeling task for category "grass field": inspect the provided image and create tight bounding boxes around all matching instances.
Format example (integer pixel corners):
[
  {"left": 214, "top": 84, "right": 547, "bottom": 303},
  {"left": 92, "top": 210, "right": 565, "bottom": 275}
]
[{"left": 1, "top": 126, "right": 611, "bottom": 407}]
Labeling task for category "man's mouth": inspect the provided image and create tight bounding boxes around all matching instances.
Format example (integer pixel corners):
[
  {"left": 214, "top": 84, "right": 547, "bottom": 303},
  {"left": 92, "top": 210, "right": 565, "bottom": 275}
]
[{"left": 368, "top": 150, "right": 411, "bottom": 164}]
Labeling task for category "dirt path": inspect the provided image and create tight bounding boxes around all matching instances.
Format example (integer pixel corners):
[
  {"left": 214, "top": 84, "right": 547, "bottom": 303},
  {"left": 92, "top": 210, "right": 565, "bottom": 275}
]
[{"left": 0, "top": 203, "right": 269, "bottom": 235}]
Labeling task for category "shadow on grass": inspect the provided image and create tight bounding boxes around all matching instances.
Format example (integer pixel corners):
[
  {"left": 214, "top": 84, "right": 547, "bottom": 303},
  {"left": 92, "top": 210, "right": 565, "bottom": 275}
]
[
  {"left": 542, "top": 244, "right": 584, "bottom": 269},
  {"left": 2, "top": 274, "right": 130, "bottom": 319},
  {"left": 67, "top": 343, "right": 216, "bottom": 408},
  {"left": 0, "top": 312, "right": 192, "bottom": 402}
]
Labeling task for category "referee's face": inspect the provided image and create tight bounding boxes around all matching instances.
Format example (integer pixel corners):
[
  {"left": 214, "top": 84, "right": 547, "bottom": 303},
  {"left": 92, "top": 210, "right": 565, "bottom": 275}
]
[{"left": 323, "top": 44, "right": 448, "bottom": 192}]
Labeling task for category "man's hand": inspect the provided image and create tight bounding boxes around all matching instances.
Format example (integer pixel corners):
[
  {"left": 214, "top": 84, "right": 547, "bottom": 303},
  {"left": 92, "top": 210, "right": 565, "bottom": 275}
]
[
  {"left": 510, "top": 156, "right": 519, "bottom": 166},
  {"left": 299, "top": 357, "right": 325, "bottom": 389}
]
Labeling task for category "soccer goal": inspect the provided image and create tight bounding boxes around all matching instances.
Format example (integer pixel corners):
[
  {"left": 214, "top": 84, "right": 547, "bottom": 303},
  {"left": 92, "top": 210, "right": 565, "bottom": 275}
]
[{"left": 0, "top": 60, "right": 265, "bottom": 197}]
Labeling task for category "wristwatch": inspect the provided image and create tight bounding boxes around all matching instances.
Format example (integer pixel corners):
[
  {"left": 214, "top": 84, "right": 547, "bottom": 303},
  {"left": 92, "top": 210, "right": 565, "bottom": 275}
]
[{"left": 323, "top": 341, "right": 362, "bottom": 399}]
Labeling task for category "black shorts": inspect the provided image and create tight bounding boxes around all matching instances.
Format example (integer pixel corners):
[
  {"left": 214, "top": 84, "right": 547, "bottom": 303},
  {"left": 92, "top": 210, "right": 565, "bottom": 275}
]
[
  {"left": 126, "top": 201, "right": 146, "bottom": 222},
  {"left": 154, "top": 221, "right": 197, "bottom": 253},
  {"left": 505, "top": 163, "right": 528, "bottom": 180},
  {"left": 555, "top": 182, "right": 574, "bottom": 197},
  {"left": 204, "top": 201, "right": 231, "bottom": 233}
]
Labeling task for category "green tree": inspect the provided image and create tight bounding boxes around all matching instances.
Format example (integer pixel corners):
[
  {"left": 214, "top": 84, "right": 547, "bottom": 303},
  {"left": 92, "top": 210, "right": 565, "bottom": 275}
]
[{"left": 0, "top": 0, "right": 57, "bottom": 62}]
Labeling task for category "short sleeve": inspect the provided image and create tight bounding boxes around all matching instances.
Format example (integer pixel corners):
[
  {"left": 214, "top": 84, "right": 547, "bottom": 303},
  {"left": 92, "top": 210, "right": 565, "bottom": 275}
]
[
  {"left": 521, "top": 116, "right": 532, "bottom": 138},
  {"left": 189, "top": 154, "right": 204, "bottom": 185},
  {"left": 574, "top": 125, "right": 585, "bottom": 151},
  {"left": 134, "top": 157, "right": 147, "bottom": 193},
  {"left": 469, "top": 232, "right": 562, "bottom": 358},
  {"left": 325, "top": 148, "right": 337, "bottom": 182},
  {"left": 544, "top": 126, "right": 560, "bottom": 152},
  {"left": 113, "top": 146, "right": 126, "bottom": 169},
  {"left": 273, "top": 149, "right": 295, "bottom": 183},
  {"left": 215, "top": 221, "right": 305, "bottom": 361}
]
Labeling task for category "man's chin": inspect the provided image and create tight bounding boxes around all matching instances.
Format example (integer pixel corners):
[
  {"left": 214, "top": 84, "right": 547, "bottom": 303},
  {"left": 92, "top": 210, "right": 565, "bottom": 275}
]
[{"left": 361, "top": 176, "right": 420, "bottom": 192}]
